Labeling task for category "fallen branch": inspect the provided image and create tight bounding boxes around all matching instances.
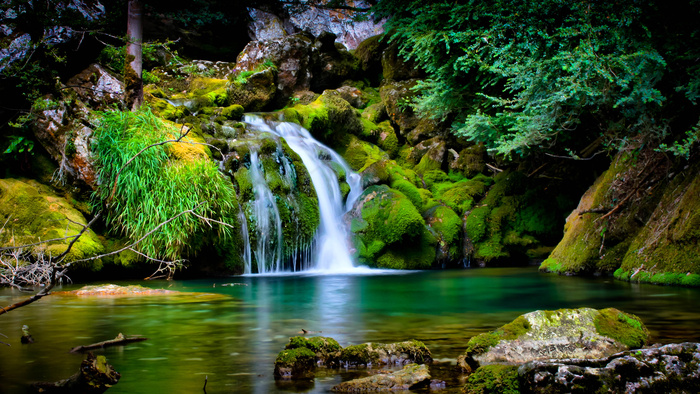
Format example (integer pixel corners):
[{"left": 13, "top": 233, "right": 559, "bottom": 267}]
[
  {"left": 69, "top": 333, "right": 148, "bottom": 353},
  {"left": 0, "top": 264, "right": 69, "bottom": 316}
]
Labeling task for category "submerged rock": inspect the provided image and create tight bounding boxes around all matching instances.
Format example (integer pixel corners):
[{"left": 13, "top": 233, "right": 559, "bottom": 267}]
[
  {"left": 331, "top": 363, "right": 431, "bottom": 392},
  {"left": 459, "top": 308, "right": 649, "bottom": 373},
  {"left": 57, "top": 284, "right": 178, "bottom": 297}
]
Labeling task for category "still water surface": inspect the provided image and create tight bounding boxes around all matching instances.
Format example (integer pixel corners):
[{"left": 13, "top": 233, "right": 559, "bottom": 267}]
[{"left": 1, "top": 267, "right": 699, "bottom": 393}]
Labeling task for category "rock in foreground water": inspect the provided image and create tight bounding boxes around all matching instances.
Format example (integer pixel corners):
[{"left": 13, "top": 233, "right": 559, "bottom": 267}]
[
  {"left": 331, "top": 363, "right": 431, "bottom": 392},
  {"left": 459, "top": 307, "right": 649, "bottom": 372}
]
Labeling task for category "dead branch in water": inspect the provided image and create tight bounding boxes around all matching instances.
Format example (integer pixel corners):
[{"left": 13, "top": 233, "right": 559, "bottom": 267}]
[{"left": 69, "top": 333, "right": 148, "bottom": 353}]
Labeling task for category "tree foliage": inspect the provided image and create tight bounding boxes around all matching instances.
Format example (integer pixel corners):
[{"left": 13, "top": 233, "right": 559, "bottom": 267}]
[{"left": 374, "top": 0, "right": 700, "bottom": 157}]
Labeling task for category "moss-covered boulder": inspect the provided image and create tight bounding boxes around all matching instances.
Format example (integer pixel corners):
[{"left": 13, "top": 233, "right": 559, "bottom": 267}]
[
  {"left": 354, "top": 34, "right": 388, "bottom": 86},
  {"left": 0, "top": 178, "right": 104, "bottom": 264},
  {"left": 379, "top": 80, "right": 421, "bottom": 135},
  {"left": 424, "top": 205, "right": 463, "bottom": 266},
  {"left": 614, "top": 160, "right": 700, "bottom": 286},
  {"left": 285, "top": 90, "right": 364, "bottom": 146},
  {"left": 347, "top": 185, "right": 435, "bottom": 269},
  {"left": 381, "top": 41, "right": 424, "bottom": 82},
  {"left": 412, "top": 137, "right": 447, "bottom": 174},
  {"left": 284, "top": 336, "right": 342, "bottom": 366},
  {"left": 458, "top": 308, "right": 649, "bottom": 373},
  {"left": 540, "top": 156, "right": 625, "bottom": 275},
  {"left": 227, "top": 68, "right": 277, "bottom": 111},
  {"left": 339, "top": 340, "right": 433, "bottom": 367},
  {"left": 274, "top": 347, "right": 316, "bottom": 380},
  {"left": 331, "top": 363, "right": 431, "bottom": 392}
]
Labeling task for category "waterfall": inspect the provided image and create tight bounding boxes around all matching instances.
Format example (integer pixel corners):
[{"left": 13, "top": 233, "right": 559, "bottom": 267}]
[
  {"left": 248, "top": 150, "right": 284, "bottom": 273},
  {"left": 241, "top": 114, "right": 361, "bottom": 273}
]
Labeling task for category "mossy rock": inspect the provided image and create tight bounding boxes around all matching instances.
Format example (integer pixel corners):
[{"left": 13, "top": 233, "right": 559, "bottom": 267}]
[
  {"left": 348, "top": 185, "right": 425, "bottom": 264},
  {"left": 274, "top": 347, "right": 316, "bottom": 380},
  {"left": 291, "top": 90, "right": 364, "bottom": 147},
  {"left": 0, "top": 178, "right": 104, "bottom": 265},
  {"left": 459, "top": 308, "right": 649, "bottom": 373},
  {"left": 227, "top": 68, "right": 277, "bottom": 111},
  {"left": 221, "top": 104, "right": 244, "bottom": 120},
  {"left": 424, "top": 205, "right": 463, "bottom": 264},
  {"left": 339, "top": 340, "right": 433, "bottom": 367},
  {"left": 285, "top": 336, "right": 342, "bottom": 366},
  {"left": 464, "top": 364, "right": 520, "bottom": 394}
]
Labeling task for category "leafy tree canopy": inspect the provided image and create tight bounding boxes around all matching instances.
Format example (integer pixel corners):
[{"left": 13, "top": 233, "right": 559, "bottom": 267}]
[{"left": 373, "top": 0, "right": 700, "bottom": 158}]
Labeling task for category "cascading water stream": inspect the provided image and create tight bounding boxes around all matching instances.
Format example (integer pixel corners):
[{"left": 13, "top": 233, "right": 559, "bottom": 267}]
[
  {"left": 248, "top": 150, "right": 284, "bottom": 273},
  {"left": 242, "top": 114, "right": 362, "bottom": 273}
]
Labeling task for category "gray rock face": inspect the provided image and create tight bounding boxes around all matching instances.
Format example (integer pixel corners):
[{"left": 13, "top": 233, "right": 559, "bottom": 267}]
[
  {"left": 66, "top": 63, "right": 123, "bottom": 109},
  {"left": 0, "top": 0, "right": 105, "bottom": 73},
  {"left": 248, "top": 2, "right": 384, "bottom": 50},
  {"left": 519, "top": 342, "right": 700, "bottom": 393},
  {"left": 331, "top": 363, "right": 431, "bottom": 392}
]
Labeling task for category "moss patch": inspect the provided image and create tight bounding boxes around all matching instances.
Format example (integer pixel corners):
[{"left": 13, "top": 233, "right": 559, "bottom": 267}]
[
  {"left": 464, "top": 364, "right": 520, "bottom": 394},
  {"left": 465, "top": 315, "right": 531, "bottom": 355},
  {"left": 593, "top": 308, "right": 649, "bottom": 349}
]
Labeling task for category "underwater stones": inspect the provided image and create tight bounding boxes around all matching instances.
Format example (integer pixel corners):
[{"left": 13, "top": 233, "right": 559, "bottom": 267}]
[
  {"left": 0, "top": 178, "right": 103, "bottom": 264},
  {"left": 519, "top": 342, "right": 700, "bottom": 393},
  {"left": 380, "top": 80, "right": 421, "bottom": 135},
  {"left": 459, "top": 308, "right": 649, "bottom": 373},
  {"left": 331, "top": 363, "right": 431, "bottom": 392},
  {"left": 66, "top": 63, "right": 123, "bottom": 110}
]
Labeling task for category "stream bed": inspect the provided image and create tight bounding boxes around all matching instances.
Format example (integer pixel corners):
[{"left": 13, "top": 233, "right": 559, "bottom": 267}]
[{"left": 1, "top": 267, "right": 699, "bottom": 393}]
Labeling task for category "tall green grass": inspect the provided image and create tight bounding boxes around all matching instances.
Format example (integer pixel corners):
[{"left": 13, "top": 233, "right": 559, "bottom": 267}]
[{"left": 91, "top": 107, "right": 239, "bottom": 261}]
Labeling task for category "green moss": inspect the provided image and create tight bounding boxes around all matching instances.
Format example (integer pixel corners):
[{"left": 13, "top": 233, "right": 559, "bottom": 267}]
[
  {"left": 285, "top": 336, "right": 341, "bottom": 360},
  {"left": 374, "top": 226, "right": 436, "bottom": 269},
  {"left": 0, "top": 178, "right": 104, "bottom": 265},
  {"left": 360, "top": 185, "right": 424, "bottom": 244},
  {"left": 221, "top": 104, "right": 244, "bottom": 120},
  {"left": 465, "top": 315, "right": 531, "bottom": 355},
  {"left": 391, "top": 179, "right": 422, "bottom": 210},
  {"left": 426, "top": 205, "right": 462, "bottom": 256},
  {"left": 336, "top": 135, "right": 388, "bottom": 172},
  {"left": 465, "top": 206, "right": 490, "bottom": 242},
  {"left": 593, "top": 308, "right": 649, "bottom": 349},
  {"left": 464, "top": 365, "right": 520, "bottom": 394},
  {"left": 339, "top": 343, "right": 376, "bottom": 365},
  {"left": 274, "top": 347, "right": 316, "bottom": 369}
]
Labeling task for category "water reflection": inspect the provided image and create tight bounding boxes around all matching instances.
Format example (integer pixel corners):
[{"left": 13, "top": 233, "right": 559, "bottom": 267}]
[{"left": 0, "top": 268, "right": 699, "bottom": 393}]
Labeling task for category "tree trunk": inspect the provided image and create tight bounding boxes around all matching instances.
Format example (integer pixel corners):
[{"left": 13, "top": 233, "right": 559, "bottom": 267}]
[{"left": 125, "top": 0, "right": 143, "bottom": 111}]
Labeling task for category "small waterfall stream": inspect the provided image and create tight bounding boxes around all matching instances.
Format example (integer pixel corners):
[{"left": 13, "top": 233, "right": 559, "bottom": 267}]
[{"left": 239, "top": 114, "right": 362, "bottom": 274}]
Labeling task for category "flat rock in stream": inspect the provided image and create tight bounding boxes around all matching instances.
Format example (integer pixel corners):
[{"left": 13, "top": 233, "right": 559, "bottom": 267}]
[
  {"left": 56, "top": 284, "right": 178, "bottom": 296},
  {"left": 331, "top": 363, "right": 431, "bottom": 392}
]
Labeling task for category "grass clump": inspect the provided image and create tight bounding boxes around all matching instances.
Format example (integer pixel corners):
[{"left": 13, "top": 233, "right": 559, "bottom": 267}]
[{"left": 91, "top": 107, "right": 239, "bottom": 262}]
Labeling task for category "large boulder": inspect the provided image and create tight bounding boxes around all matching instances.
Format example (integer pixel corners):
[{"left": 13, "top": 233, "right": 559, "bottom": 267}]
[
  {"left": 233, "top": 32, "right": 315, "bottom": 102},
  {"left": 458, "top": 308, "right": 650, "bottom": 373},
  {"left": 347, "top": 184, "right": 436, "bottom": 269},
  {"left": 227, "top": 68, "right": 277, "bottom": 111},
  {"left": 31, "top": 96, "right": 97, "bottom": 187},
  {"left": 0, "top": 178, "right": 103, "bottom": 264},
  {"left": 310, "top": 32, "right": 360, "bottom": 91},
  {"left": 379, "top": 80, "right": 421, "bottom": 135},
  {"left": 66, "top": 63, "right": 123, "bottom": 110},
  {"left": 331, "top": 363, "right": 431, "bottom": 392},
  {"left": 519, "top": 342, "right": 700, "bottom": 393},
  {"left": 339, "top": 340, "right": 433, "bottom": 367}
]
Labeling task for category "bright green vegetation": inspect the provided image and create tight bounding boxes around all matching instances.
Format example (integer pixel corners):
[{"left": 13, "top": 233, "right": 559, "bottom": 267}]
[
  {"left": 91, "top": 107, "right": 240, "bottom": 264},
  {"left": 593, "top": 308, "right": 649, "bottom": 349},
  {"left": 373, "top": 0, "right": 700, "bottom": 158},
  {"left": 0, "top": 178, "right": 104, "bottom": 264},
  {"left": 464, "top": 364, "right": 520, "bottom": 394},
  {"left": 464, "top": 315, "right": 531, "bottom": 355}
]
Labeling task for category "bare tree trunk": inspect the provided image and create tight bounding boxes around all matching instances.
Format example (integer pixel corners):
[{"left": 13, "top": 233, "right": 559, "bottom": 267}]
[{"left": 125, "top": 0, "right": 143, "bottom": 110}]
